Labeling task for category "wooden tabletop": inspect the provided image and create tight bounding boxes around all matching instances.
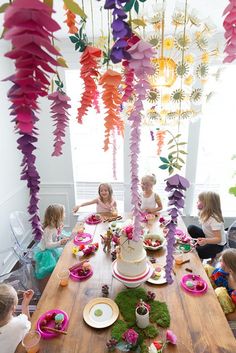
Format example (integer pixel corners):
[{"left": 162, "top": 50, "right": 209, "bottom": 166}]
[{"left": 21, "top": 214, "right": 236, "bottom": 353}]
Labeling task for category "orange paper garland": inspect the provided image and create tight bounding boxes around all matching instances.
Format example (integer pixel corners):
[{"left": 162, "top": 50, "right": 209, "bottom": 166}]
[
  {"left": 64, "top": 8, "right": 78, "bottom": 34},
  {"left": 99, "top": 69, "right": 124, "bottom": 151},
  {"left": 156, "top": 130, "right": 166, "bottom": 155},
  {"left": 77, "top": 46, "right": 102, "bottom": 123}
]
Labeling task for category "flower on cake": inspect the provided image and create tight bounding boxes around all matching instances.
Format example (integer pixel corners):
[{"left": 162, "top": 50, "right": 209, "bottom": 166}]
[{"left": 121, "top": 221, "right": 144, "bottom": 241}]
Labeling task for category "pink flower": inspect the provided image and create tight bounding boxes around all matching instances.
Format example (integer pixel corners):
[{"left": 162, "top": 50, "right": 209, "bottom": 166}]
[
  {"left": 122, "top": 328, "right": 139, "bottom": 346},
  {"left": 166, "top": 330, "right": 177, "bottom": 345},
  {"left": 159, "top": 217, "right": 165, "bottom": 223}
]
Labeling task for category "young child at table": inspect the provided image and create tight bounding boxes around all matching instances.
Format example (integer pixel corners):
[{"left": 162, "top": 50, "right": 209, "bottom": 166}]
[
  {"left": 34, "top": 204, "right": 69, "bottom": 281},
  {"left": 73, "top": 183, "right": 117, "bottom": 214},
  {"left": 0, "top": 284, "right": 34, "bottom": 353},
  {"left": 140, "top": 174, "right": 163, "bottom": 214},
  {"left": 204, "top": 249, "right": 236, "bottom": 319},
  {"left": 187, "top": 191, "right": 226, "bottom": 259}
]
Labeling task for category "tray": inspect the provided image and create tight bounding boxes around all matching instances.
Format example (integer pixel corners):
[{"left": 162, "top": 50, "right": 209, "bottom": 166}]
[
  {"left": 70, "top": 266, "right": 93, "bottom": 281},
  {"left": 83, "top": 298, "right": 119, "bottom": 328},
  {"left": 37, "top": 309, "right": 69, "bottom": 339},
  {"left": 181, "top": 274, "right": 208, "bottom": 295}
]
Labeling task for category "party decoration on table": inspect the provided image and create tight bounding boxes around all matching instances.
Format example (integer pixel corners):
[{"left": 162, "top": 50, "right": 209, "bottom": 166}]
[
  {"left": 77, "top": 46, "right": 102, "bottom": 123},
  {"left": 3, "top": 0, "right": 61, "bottom": 240},
  {"left": 101, "top": 231, "right": 113, "bottom": 253},
  {"left": 37, "top": 309, "right": 69, "bottom": 339},
  {"left": 175, "top": 228, "right": 191, "bottom": 243},
  {"left": 101, "top": 284, "right": 110, "bottom": 297},
  {"left": 164, "top": 174, "right": 190, "bottom": 284},
  {"left": 48, "top": 82, "right": 71, "bottom": 157},
  {"left": 83, "top": 297, "right": 119, "bottom": 328},
  {"left": 80, "top": 242, "right": 99, "bottom": 256},
  {"left": 99, "top": 69, "right": 124, "bottom": 151},
  {"left": 149, "top": 329, "right": 177, "bottom": 353},
  {"left": 181, "top": 274, "right": 208, "bottom": 295},
  {"left": 148, "top": 264, "right": 167, "bottom": 285},
  {"left": 69, "top": 261, "right": 93, "bottom": 281},
  {"left": 223, "top": 0, "right": 236, "bottom": 63},
  {"left": 73, "top": 232, "right": 92, "bottom": 245},
  {"left": 127, "top": 39, "right": 155, "bottom": 242},
  {"left": 143, "top": 234, "right": 166, "bottom": 251},
  {"left": 85, "top": 213, "right": 102, "bottom": 225}
]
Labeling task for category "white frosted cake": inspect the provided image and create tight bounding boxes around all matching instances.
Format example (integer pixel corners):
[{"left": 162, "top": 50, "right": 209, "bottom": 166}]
[{"left": 116, "top": 225, "right": 147, "bottom": 277}]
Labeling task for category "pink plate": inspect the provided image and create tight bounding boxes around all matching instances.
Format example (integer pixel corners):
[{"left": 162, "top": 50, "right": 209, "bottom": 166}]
[
  {"left": 181, "top": 274, "right": 208, "bottom": 295},
  {"left": 37, "top": 309, "right": 69, "bottom": 339},
  {"left": 73, "top": 233, "right": 92, "bottom": 245},
  {"left": 70, "top": 267, "right": 93, "bottom": 281},
  {"left": 85, "top": 215, "right": 102, "bottom": 225}
]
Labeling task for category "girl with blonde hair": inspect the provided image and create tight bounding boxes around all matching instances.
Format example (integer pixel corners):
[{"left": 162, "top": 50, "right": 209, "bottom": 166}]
[
  {"left": 187, "top": 191, "right": 226, "bottom": 259},
  {"left": 140, "top": 174, "right": 163, "bottom": 214}
]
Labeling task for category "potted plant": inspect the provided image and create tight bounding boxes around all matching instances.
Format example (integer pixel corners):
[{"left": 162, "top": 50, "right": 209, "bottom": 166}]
[{"left": 135, "top": 299, "right": 150, "bottom": 329}]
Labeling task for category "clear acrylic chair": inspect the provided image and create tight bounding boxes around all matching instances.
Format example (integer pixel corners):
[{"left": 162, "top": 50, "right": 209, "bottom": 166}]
[{"left": 227, "top": 220, "right": 236, "bottom": 248}]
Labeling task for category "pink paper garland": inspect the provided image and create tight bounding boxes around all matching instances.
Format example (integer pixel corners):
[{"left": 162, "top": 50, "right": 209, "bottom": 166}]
[
  {"left": 223, "top": 0, "right": 236, "bottom": 63},
  {"left": 4, "top": 0, "right": 61, "bottom": 240},
  {"left": 127, "top": 40, "right": 155, "bottom": 241},
  {"left": 48, "top": 91, "right": 71, "bottom": 157}
]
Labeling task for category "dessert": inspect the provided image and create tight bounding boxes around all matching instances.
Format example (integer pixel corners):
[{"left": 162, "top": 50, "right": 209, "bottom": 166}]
[
  {"left": 54, "top": 313, "right": 65, "bottom": 329},
  {"left": 144, "top": 237, "right": 163, "bottom": 249},
  {"left": 185, "top": 280, "right": 194, "bottom": 289},
  {"left": 86, "top": 214, "right": 101, "bottom": 224},
  {"left": 196, "top": 281, "right": 205, "bottom": 290}
]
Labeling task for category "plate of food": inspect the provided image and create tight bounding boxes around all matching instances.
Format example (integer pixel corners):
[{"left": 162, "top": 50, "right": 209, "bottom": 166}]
[
  {"left": 143, "top": 234, "right": 166, "bottom": 250},
  {"left": 83, "top": 297, "right": 119, "bottom": 328},
  {"left": 147, "top": 264, "right": 167, "bottom": 284},
  {"left": 73, "top": 232, "right": 92, "bottom": 245},
  {"left": 37, "top": 309, "right": 69, "bottom": 339},
  {"left": 181, "top": 274, "right": 208, "bottom": 295},
  {"left": 85, "top": 214, "right": 102, "bottom": 225},
  {"left": 69, "top": 261, "right": 93, "bottom": 281}
]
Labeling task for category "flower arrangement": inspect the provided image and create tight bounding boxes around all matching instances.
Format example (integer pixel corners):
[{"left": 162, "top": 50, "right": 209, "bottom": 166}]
[
  {"left": 149, "top": 330, "right": 177, "bottom": 353},
  {"left": 107, "top": 328, "right": 139, "bottom": 352},
  {"left": 136, "top": 299, "right": 150, "bottom": 315},
  {"left": 72, "top": 243, "right": 99, "bottom": 257}
]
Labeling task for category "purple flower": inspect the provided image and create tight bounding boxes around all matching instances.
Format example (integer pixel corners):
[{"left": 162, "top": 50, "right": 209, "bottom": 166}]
[
  {"left": 122, "top": 328, "right": 139, "bottom": 346},
  {"left": 166, "top": 330, "right": 177, "bottom": 345}
]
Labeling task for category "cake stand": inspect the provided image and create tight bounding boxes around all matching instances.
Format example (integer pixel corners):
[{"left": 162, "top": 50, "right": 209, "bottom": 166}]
[{"left": 112, "top": 260, "right": 153, "bottom": 288}]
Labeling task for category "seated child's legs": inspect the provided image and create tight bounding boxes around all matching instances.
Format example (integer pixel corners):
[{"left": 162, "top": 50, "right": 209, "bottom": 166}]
[{"left": 187, "top": 225, "right": 205, "bottom": 239}]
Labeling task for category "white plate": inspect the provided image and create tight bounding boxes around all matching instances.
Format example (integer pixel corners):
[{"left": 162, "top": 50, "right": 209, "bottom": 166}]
[
  {"left": 83, "top": 298, "right": 119, "bottom": 328},
  {"left": 147, "top": 265, "right": 167, "bottom": 284},
  {"left": 143, "top": 238, "right": 166, "bottom": 250}
]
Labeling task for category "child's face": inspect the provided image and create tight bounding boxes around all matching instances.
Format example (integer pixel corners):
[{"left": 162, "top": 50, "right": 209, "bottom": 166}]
[
  {"left": 99, "top": 185, "right": 110, "bottom": 200},
  {"left": 197, "top": 199, "right": 204, "bottom": 210},
  {"left": 141, "top": 179, "right": 153, "bottom": 192}
]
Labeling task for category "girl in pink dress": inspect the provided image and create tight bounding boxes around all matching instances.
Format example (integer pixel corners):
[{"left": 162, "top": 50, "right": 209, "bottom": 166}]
[{"left": 73, "top": 183, "right": 117, "bottom": 214}]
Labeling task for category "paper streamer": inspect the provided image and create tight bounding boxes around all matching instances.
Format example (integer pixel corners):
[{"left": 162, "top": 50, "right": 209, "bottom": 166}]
[
  {"left": 77, "top": 46, "right": 102, "bottom": 123},
  {"left": 64, "top": 7, "right": 78, "bottom": 34},
  {"left": 164, "top": 174, "right": 190, "bottom": 284},
  {"left": 4, "top": 0, "right": 61, "bottom": 240},
  {"left": 127, "top": 39, "right": 155, "bottom": 241},
  {"left": 112, "top": 129, "right": 117, "bottom": 180},
  {"left": 223, "top": 0, "right": 236, "bottom": 63},
  {"left": 99, "top": 69, "right": 124, "bottom": 151},
  {"left": 48, "top": 91, "right": 71, "bottom": 157},
  {"left": 156, "top": 130, "right": 166, "bottom": 155}
]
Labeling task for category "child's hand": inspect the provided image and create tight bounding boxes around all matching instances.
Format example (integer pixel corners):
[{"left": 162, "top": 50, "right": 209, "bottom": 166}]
[
  {"left": 22, "top": 289, "right": 34, "bottom": 304},
  {"left": 197, "top": 238, "right": 207, "bottom": 246},
  {"left": 60, "top": 238, "right": 69, "bottom": 246},
  {"left": 73, "top": 205, "right": 80, "bottom": 213}
]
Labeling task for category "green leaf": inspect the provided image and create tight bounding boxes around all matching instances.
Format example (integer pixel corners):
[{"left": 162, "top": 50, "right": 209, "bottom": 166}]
[
  {"left": 178, "top": 157, "right": 185, "bottom": 164},
  {"left": 167, "top": 138, "right": 174, "bottom": 145},
  {"left": 168, "top": 166, "right": 174, "bottom": 174},
  {"left": 69, "top": 36, "right": 79, "bottom": 43},
  {"left": 55, "top": 80, "right": 60, "bottom": 86},
  {"left": 139, "top": 0, "right": 147, "bottom": 2},
  {"left": 229, "top": 186, "right": 236, "bottom": 196},
  {"left": 168, "top": 144, "right": 175, "bottom": 150},
  {"left": 173, "top": 164, "right": 181, "bottom": 170},
  {"left": 124, "top": 0, "right": 136, "bottom": 12},
  {"left": 160, "top": 156, "right": 169, "bottom": 163},
  {"left": 179, "top": 150, "right": 188, "bottom": 155},
  {"left": 75, "top": 41, "right": 82, "bottom": 51},
  {"left": 177, "top": 142, "right": 187, "bottom": 146},
  {"left": 63, "top": 0, "right": 87, "bottom": 19},
  {"left": 168, "top": 154, "right": 174, "bottom": 161},
  {"left": 134, "top": 0, "right": 139, "bottom": 13},
  {"left": 0, "top": 3, "right": 9, "bottom": 13},
  {"left": 175, "top": 133, "right": 181, "bottom": 139},
  {"left": 159, "top": 164, "right": 169, "bottom": 170}
]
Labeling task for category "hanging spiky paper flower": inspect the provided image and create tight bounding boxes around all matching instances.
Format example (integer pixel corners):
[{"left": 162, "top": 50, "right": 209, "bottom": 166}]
[
  {"left": 201, "top": 52, "right": 209, "bottom": 63},
  {"left": 175, "top": 62, "right": 189, "bottom": 77},
  {"left": 196, "top": 63, "right": 208, "bottom": 79},
  {"left": 175, "top": 32, "right": 191, "bottom": 50},
  {"left": 148, "top": 34, "right": 161, "bottom": 48},
  {"left": 147, "top": 89, "right": 160, "bottom": 103},
  {"left": 147, "top": 108, "right": 160, "bottom": 120},
  {"left": 190, "top": 88, "right": 202, "bottom": 102},
  {"left": 184, "top": 54, "right": 194, "bottom": 64},
  {"left": 150, "top": 13, "right": 162, "bottom": 26},
  {"left": 184, "top": 75, "right": 193, "bottom": 85},
  {"left": 171, "top": 89, "right": 185, "bottom": 102},
  {"left": 167, "top": 111, "right": 178, "bottom": 119},
  {"left": 163, "top": 37, "right": 174, "bottom": 50},
  {"left": 196, "top": 35, "right": 208, "bottom": 51},
  {"left": 172, "top": 10, "right": 186, "bottom": 26},
  {"left": 161, "top": 94, "right": 170, "bottom": 104},
  {"left": 189, "top": 12, "right": 201, "bottom": 27},
  {"left": 181, "top": 110, "right": 193, "bottom": 119}
]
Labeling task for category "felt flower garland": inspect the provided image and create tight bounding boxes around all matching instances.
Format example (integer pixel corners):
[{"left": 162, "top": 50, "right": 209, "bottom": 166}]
[
  {"left": 104, "top": 0, "right": 132, "bottom": 64},
  {"left": 4, "top": 0, "right": 61, "bottom": 240},
  {"left": 99, "top": 69, "right": 124, "bottom": 151},
  {"left": 77, "top": 46, "right": 102, "bottom": 123},
  {"left": 48, "top": 90, "right": 71, "bottom": 157},
  {"left": 64, "top": 7, "right": 78, "bottom": 34},
  {"left": 164, "top": 174, "right": 190, "bottom": 284},
  {"left": 127, "top": 39, "right": 155, "bottom": 241},
  {"left": 223, "top": 0, "right": 236, "bottom": 63}
]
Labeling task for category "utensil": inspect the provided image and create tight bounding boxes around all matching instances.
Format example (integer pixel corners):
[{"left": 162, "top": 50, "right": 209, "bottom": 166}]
[{"left": 41, "top": 326, "right": 67, "bottom": 335}]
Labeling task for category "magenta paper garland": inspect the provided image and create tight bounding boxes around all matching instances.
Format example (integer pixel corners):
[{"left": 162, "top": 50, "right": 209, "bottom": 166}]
[
  {"left": 223, "top": 0, "right": 236, "bottom": 63},
  {"left": 164, "top": 174, "right": 190, "bottom": 284},
  {"left": 48, "top": 91, "right": 71, "bottom": 157},
  {"left": 127, "top": 40, "right": 155, "bottom": 241},
  {"left": 4, "top": 0, "right": 61, "bottom": 240}
]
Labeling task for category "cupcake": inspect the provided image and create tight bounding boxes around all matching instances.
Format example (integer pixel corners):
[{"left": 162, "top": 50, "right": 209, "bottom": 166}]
[
  {"left": 54, "top": 313, "right": 64, "bottom": 329},
  {"left": 185, "top": 280, "right": 194, "bottom": 289}
]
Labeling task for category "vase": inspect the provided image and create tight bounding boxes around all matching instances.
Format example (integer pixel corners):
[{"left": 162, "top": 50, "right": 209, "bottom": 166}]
[{"left": 135, "top": 307, "right": 149, "bottom": 329}]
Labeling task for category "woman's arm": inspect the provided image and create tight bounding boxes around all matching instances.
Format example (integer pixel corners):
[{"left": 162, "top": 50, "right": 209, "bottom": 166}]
[{"left": 73, "top": 199, "right": 98, "bottom": 213}]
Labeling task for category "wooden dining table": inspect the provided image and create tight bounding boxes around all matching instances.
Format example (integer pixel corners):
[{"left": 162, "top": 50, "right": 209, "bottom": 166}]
[{"left": 17, "top": 213, "right": 236, "bottom": 353}]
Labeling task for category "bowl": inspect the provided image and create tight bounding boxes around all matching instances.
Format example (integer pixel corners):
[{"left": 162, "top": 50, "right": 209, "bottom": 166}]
[{"left": 143, "top": 233, "right": 166, "bottom": 250}]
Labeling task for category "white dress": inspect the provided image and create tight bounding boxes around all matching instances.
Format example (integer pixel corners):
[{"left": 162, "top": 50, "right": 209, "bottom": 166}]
[
  {"left": 140, "top": 193, "right": 156, "bottom": 210},
  {"left": 0, "top": 314, "right": 31, "bottom": 353},
  {"left": 201, "top": 216, "right": 226, "bottom": 246}
]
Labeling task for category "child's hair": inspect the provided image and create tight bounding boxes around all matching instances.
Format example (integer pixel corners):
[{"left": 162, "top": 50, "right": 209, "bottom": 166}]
[
  {"left": 43, "top": 204, "right": 65, "bottom": 229},
  {"left": 98, "top": 183, "right": 113, "bottom": 202},
  {"left": 221, "top": 248, "right": 236, "bottom": 275},
  {"left": 198, "top": 191, "right": 224, "bottom": 223},
  {"left": 0, "top": 284, "right": 17, "bottom": 321},
  {"left": 142, "top": 174, "right": 156, "bottom": 185}
]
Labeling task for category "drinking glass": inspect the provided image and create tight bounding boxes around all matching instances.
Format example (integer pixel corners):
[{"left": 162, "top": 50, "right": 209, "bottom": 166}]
[
  {"left": 57, "top": 269, "right": 70, "bottom": 287},
  {"left": 22, "top": 330, "right": 41, "bottom": 353}
]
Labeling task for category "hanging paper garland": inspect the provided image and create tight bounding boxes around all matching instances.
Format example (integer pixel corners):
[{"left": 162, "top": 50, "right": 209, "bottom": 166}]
[
  {"left": 156, "top": 129, "right": 166, "bottom": 155},
  {"left": 164, "top": 174, "right": 190, "bottom": 284},
  {"left": 127, "top": 39, "right": 155, "bottom": 241},
  {"left": 48, "top": 90, "right": 71, "bottom": 157},
  {"left": 4, "top": 0, "right": 61, "bottom": 240},
  {"left": 93, "top": 88, "right": 100, "bottom": 114},
  {"left": 223, "top": 0, "right": 236, "bottom": 63},
  {"left": 112, "top": 129, "right": 117, "bottom": 180},
  {"left": 64, "top": 6, "right": 78, "bottom": 34},
  {"left": 99, "top": 69, "right": 124, "bottom": 151},
  {"left": 77, "top": 46, "right": 102, "bottom": 123}
]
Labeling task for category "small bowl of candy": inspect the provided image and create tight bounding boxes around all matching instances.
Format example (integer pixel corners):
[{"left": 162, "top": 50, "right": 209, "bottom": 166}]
[
  {"left": 143, "top": 233, "right": 166, "bottom": 250},
  {"left": 85, "top": 214, "right": 102, "bottom": 225},
  {"left": 37, "top": 309, "right": 69, "bottom": 339}
]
